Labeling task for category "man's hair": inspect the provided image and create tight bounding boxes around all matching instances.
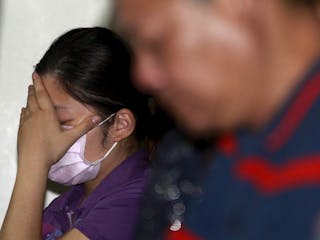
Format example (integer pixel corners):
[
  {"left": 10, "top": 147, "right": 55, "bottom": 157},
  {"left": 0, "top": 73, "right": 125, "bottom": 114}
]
[{"left": 286, "top": 0, "right": 319, "bottom": 8}]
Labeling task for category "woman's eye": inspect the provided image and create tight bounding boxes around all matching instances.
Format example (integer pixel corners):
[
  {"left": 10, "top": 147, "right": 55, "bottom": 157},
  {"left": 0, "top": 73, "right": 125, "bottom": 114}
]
[
  {"left": 60, "top": 119, "right": 72, "bottom": 125},
  {"left": 60, "top": 124, "right": 74, "bottom": 130},
  {"left": 60, "top": 120, "right": 73, "bottom": 129}
]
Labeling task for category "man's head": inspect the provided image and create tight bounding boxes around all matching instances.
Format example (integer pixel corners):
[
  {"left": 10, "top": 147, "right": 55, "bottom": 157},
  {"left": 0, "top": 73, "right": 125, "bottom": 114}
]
[{"left": 115, "top": 0, "right": 320, "bottom": 136}]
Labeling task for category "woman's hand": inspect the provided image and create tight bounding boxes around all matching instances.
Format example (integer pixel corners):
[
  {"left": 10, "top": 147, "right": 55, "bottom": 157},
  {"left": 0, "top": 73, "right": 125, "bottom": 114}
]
[
  {"left": 0, "top": 73, "right": 101, "bottom": 240},
  {"left": 17, "top": 73, "right": 101, "bottom": 170}
]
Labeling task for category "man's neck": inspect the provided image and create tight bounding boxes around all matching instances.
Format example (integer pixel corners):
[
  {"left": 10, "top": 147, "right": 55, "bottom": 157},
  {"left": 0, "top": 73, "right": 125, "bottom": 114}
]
[{"left": 250, "top": 2, "right": 320, "bottom": 130}]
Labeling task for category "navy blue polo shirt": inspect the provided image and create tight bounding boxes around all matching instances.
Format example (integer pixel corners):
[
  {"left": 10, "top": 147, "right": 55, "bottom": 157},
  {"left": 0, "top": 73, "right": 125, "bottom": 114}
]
[{"left": 164, "top": 59, "right": 320, "bottom": 240}]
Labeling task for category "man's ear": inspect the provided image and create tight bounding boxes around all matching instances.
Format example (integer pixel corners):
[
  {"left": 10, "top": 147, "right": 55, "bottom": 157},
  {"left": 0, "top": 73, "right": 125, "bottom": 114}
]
[{"left": 109, "top": 109, "right": 136, "bottom": 142}]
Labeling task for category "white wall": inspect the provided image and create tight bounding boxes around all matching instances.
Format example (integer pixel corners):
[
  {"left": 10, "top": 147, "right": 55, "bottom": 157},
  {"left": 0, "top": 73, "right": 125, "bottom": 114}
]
[{"left": 0, "top": 0, "right": 113, "bottom": 226}]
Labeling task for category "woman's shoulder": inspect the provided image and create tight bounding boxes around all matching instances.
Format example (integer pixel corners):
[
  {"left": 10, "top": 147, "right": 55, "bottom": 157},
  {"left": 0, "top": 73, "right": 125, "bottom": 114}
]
[{"left": 43, "top": 185, "right": 83, "bottom": 213}]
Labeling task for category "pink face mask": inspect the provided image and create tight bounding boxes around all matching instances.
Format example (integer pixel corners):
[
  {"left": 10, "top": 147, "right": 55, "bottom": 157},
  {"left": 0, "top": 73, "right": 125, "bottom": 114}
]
[{"left": 48, "top": 114, "right": 117, "bottom": 186}]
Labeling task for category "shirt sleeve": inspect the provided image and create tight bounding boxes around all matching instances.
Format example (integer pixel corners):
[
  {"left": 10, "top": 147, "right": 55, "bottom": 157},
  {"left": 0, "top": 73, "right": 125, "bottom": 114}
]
[{"left": 74, "top": 195, "right": 142, "bottom": 240}]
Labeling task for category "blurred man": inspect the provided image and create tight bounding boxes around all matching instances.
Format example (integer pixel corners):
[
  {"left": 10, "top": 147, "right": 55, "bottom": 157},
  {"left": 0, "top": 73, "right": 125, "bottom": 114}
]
[{"left": 115, "top": 0, "right": 320, "bottom": 239}]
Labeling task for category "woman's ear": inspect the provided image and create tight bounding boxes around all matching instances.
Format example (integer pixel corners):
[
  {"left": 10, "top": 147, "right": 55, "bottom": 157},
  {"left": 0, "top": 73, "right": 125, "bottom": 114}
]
[{"left": 109, "top": 109, "right": 136, "bottom": 142}]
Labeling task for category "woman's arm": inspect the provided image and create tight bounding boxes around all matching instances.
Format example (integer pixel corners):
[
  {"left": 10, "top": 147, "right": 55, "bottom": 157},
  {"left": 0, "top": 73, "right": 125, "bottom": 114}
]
[{"left": 0, "top": 73, "right": 99, "bottom": 240}]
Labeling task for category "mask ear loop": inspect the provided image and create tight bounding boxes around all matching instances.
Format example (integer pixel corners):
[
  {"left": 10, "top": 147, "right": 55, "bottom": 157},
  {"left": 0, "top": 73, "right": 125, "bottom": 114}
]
[
  {"left": 91, "top": 113, "right": 118, "bottom": 165},
  {"left": 92, "top": 142, "right": 118, "bottom": 165},
  {"left": 97, "top": 113, "right": 116, "bottom": 127}
]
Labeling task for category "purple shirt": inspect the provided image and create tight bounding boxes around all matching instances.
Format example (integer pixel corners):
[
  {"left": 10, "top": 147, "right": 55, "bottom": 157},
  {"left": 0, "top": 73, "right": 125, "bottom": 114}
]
[{"left": 42, "top": 150, "right": 150, "bottom": 240}]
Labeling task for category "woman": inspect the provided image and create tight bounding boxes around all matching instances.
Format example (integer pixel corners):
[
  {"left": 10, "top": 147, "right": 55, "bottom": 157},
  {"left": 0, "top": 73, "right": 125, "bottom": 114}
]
[{"left": 0, "top": 27, "right": 164, "bottom": 240}]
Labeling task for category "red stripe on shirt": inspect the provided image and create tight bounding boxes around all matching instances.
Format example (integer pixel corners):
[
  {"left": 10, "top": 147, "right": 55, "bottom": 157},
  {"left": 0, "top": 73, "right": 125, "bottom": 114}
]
[
  {"left": 235, "top": 155, "right": 320, "bottom": 195},
  {"left": 266, "top": 74, "right": 320, "bottom": 152},
  {"left": 217, "top": 133, "right": 238, "bottom": 156},
  {"left": 165, "top": 227, "right": 203, "bottom": 240}
]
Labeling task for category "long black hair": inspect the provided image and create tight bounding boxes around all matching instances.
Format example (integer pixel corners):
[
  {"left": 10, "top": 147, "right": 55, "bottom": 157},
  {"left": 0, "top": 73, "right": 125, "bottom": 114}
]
[{"left": 35, "top": 27, "right": 170, "bottom": 146}]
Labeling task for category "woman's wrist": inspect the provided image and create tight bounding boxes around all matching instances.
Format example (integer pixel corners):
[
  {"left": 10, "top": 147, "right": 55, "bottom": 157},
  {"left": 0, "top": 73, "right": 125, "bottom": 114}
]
[{"left": 17, "top": 157, "right": 50, "bottom": 181}]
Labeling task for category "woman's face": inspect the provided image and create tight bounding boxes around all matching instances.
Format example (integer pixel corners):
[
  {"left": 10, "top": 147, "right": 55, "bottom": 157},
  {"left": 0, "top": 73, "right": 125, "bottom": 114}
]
[{"left": 41, "top": 74, "right": 112, "bottom": 162}]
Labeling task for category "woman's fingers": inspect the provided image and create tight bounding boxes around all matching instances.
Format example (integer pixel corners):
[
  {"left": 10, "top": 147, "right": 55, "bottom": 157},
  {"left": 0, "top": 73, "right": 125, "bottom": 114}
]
[
  {"left": 19, "top": 107, "right": 26, "bottom": 126},
  {"left": 64, "top": 115, "right": 101, "bottom": 144},
  {"left": 32, "top": 72, "right": 54, "bottom": 111},
  {"left": 26, "top": 85, "right": 39, "bottom": 112}
]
